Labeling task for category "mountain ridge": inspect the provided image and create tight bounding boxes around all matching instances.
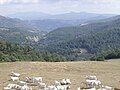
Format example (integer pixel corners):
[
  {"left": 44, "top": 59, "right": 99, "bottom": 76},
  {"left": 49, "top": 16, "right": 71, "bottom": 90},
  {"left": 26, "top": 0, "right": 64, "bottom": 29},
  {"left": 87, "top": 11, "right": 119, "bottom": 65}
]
[{"left": 8, "top": 12, "right": 115, "bottom": 20}]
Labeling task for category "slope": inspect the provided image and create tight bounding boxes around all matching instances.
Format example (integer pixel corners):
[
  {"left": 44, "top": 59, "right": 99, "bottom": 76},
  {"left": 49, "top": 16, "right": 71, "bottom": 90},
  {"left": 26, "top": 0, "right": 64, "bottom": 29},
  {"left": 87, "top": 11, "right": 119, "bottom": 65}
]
[
  {"left": 37, "top": 15, "right": 120, "bottom": 60},
  {"left": 0, "top": 15, "right": 46, "bottom": 44}
]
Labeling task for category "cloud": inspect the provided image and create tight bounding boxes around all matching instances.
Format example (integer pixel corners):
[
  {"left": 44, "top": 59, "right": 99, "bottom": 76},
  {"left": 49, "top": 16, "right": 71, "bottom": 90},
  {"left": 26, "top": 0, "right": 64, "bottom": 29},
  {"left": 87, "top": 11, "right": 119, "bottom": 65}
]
[
  {"left": 0, "top": 0, "right": 39, "bottom": 4},
  {"left": 1, "top": 0, "right": 120, "bottom": 5},
  {"left": 0, "top": 0, "right": 120, "bottom": 15}
]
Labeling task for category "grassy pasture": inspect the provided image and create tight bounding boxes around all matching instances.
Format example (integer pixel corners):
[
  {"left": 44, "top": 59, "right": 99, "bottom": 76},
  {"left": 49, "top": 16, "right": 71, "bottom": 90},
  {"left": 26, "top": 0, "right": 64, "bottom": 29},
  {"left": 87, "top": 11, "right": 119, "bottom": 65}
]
[{"left": 0, "top": 60, "right": 120, "bottom": 90}]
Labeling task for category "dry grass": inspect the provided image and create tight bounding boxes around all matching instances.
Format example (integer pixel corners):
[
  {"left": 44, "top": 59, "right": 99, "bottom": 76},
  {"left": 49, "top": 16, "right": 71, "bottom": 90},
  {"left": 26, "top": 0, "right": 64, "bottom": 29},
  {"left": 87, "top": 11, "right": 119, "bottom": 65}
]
[{"left": 0, "top": 60, "right": 120, "bottom": 90}]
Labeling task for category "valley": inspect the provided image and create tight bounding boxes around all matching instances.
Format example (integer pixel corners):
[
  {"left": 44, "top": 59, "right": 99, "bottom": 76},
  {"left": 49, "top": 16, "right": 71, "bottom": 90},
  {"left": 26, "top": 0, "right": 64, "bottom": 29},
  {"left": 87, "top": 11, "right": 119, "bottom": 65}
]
[{"left": 1, "top": 12, "right": 120, "bottom": 61}]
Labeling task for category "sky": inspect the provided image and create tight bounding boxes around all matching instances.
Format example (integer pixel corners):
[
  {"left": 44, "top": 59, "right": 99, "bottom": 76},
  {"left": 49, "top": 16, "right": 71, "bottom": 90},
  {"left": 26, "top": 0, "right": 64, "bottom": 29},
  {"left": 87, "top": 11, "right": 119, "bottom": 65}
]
[{"left": 0, "top": 0, "right": 120, "bottom": 15}]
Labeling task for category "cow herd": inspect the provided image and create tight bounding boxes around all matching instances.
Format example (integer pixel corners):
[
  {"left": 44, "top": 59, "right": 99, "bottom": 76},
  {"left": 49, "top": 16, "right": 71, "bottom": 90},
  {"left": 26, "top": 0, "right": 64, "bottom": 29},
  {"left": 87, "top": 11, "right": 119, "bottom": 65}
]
[{"left": 3, "top": 72, "right": 114, "bottom": 90}]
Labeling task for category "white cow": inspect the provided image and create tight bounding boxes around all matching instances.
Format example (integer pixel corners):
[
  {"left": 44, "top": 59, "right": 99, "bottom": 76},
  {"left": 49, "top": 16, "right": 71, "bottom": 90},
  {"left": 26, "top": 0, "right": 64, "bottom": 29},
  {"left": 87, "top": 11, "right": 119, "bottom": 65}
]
[
  {"left": 47, "top": 85, "right": 57, "bottom": 90},
  {"left": 56, "top": 85, "right": 65, "bottom": 90},
  {"left": 21, "top": 85, "right": 32, "bottom": 90},
  {"left": 4, "top": 84, "right": 21, "bottom": 90},
  {"left": 56, "top": 85, "right": 70, "bottom": 90},
  {"left": 11, "top": 76, "right": 19, "bottom": 81},
  {"left": 100, "top": 86, "right": 113, "bottom": 90},
  {"left": 26, "top": 77, "right": 42, "bottom": 83},
  {"left": 86, "top": 76, "right": 97, "bottom": 80},
  {"left": 4, "top": 84, "right": 15, "bottom": 90},
  {"left": 55, "top": 80, "right": 61, "bottom": 86},
  {"left": 86, "top": 79, "right": 102, "bottom": 88},
  {"left": 77, "top": 87, "right": 81, "bottom": 90},
  {"left": 61, "top": 79, "right": 67, "bottom": 85},
  {"left": 18, "top": 81, "right": 27, "bottom": 86},
  {"left": 66, "top": 79, "right": 71, "bottom": 85},
  {"left": 4, "top": 87, "right": 11, "bottom": 90},
  {"left": 11, "top": 72, "right": 20, "bottom": 77},
  {"left": 38, "top": 82, "right": 47, "bottom": 89}
]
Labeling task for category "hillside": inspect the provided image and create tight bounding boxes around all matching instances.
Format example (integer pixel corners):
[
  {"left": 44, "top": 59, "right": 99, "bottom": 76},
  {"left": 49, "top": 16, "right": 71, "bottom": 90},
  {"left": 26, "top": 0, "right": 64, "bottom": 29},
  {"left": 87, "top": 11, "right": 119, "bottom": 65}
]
[
  {"left": 0, "top": 15, "right": 46, "bottom": 44},
  {"left": 37, "top": 15, "right": 120, "bottom": 60},
  {"left": 0, "top": 40, "right": 66, "bottom": 62}
]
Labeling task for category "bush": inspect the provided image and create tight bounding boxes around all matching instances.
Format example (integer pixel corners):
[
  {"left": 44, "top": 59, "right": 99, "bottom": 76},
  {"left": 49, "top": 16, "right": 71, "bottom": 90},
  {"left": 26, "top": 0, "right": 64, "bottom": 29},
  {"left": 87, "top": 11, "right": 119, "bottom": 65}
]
[{"left": 90, "top": 56, "right": 105, "bottom": 61}]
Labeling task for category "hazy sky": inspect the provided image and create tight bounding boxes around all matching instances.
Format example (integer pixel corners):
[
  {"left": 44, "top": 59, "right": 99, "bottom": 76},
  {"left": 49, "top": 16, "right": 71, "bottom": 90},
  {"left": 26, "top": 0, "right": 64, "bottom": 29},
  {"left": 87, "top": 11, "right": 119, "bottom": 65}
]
[{"left": 0, "top": 0, "right": 120, "bottom": 15}]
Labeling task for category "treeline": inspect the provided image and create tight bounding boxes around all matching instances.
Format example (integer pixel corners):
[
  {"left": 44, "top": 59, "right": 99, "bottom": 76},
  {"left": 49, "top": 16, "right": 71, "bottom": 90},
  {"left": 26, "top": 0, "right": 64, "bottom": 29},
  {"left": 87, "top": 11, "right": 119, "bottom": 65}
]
[
  {"left": 90, "top": 49, "right": 120, "bottom": 61},
  {"left": 0, "top": 41, "right": 66, "bottom": 62}
]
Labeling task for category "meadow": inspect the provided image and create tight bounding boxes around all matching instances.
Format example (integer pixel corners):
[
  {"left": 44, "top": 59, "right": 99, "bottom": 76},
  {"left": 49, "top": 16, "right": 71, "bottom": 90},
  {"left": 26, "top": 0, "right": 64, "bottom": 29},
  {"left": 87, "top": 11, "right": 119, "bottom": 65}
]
[{"left": 0, "top": 60, "right": 120, "bottom": 90}]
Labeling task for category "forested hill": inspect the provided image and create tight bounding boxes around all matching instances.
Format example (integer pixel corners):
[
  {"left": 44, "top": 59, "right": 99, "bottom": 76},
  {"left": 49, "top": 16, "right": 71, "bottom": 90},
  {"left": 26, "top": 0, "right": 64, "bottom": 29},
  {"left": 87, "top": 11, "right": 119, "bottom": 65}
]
[
  {"left": 40, "top": 15, "right": 120, "bottom": 45},
  {"left": 37, "top": 15, "right": 120, "bottom": 60},
  {"left": 0, "top": 15, "right": 46, "bottom": 44},
  {"left": 0, "top": 40, "right": 66, "bottom": 62}
]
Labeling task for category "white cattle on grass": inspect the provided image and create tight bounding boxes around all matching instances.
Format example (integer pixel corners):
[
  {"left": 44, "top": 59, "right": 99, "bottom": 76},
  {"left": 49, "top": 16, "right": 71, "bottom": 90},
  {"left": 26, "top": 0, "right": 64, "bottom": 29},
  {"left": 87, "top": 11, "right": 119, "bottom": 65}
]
[
  {"left": 86, "top": 79, "right": 102, "bottom": 88},
  {"left": 18, "top": 81, "right": 27, "bottom": 86},
  {"left": 26, "top": 77, "right": 42, "bottom": 83},
  {"left": 10, "top": 76, "right": 19, "bottom": 81},
  {"left": 86, "top": 76, "right": 97, "bottom": 80},
  {"left": 61, "top": 79, "right": 67, "bottom": 85},
  {"left": 38, "top": 82, "right": 47, "bottom": 89},
  {"left": 55, "top": 80, "right": 61, "bottom": 86},
  {"left": 11, "top": 72, "right": 20, "bottom": 77},
  {"left": 66, "top": 79, "right": 71, "bottom": 85},
  {"left": 47, "top": 85, "right": 57, "bottom": 90},
  {"left": 21, "top": 85, "right": 32, "bottom": 90}
]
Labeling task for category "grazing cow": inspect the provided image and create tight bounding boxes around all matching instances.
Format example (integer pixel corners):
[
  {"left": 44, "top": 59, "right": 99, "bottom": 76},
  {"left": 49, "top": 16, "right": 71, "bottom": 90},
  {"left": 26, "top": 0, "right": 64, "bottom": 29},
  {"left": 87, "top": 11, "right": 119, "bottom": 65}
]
[
  {"left": 38, "top": 82, "right": 47, "bottom": 89},
  {"left": 4, "top": 86, "right": 11, "bottom": 90},
  {"left": 77, "top": 87, "right": 81, "bottom": 90},
  {"left": 66, "top": 79, "right": 71, "bottom": 85},
  {"left": 21, "top": 85, "right": 32, "bottom": 90},
  {"left": 18, "top": 81, "right": 27, "bottom": 86},
  {"left": 11, "top": 72, "right": 20, "bottom": 77},
  {"left": 4, "top": 84, "right": 21, "bottom": 90},
  {"left": 56, "top": 85, "right": 65, "bottom": 90},
  {"left": 86, "top": 79, "right": 102, "bottom": 88},
  {"left": 61, "top": 79, "right": 67, "bottom": 85},
  {"left": 56, "top": 85, "right": 70, "bottom": 90},
  {"left": 86, "top": 76, "right": 97, "bottom": 80},
  {"left": 10, "top": 76, "right": 19, "bottom": 81},
  {"left": 47, "top": 85, "right": 57, "bottom": 90},
  {"left": 104, "top": 86, "right": 113, "bottom": 90},
  {"left": 55, "top": 80, "right": 61, "bottom": 86},
  {"left": 26, "top": 77, "right": 42, "bottom": 83}
]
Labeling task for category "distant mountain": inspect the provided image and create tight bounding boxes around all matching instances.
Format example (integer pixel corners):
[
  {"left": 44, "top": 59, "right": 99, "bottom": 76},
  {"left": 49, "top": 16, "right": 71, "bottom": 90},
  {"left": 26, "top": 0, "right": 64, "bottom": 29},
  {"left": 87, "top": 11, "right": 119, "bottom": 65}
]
[
  {"left": 37, "top": 15, "right": 120, "bottom": 60},
  {"left": 49, "top": 12, "right": 114, "bottom": 20},
  {"left": 8, "top": 12, "right": 115, "bottom": 20},
  {"left": 8, "top": 12, "right": 50, "bottom": 20},
  {"left": 29, "top": 12, "right": 115, "bottom": 32},
  {"left": 8, "top": 12, "right": 115, "bottom": 32},
  {"left": 29, "top": 19, "right": 84, "bottom": 32},
  {"left": 0, "top": 15, "right": 46, "bottom": 44}
]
